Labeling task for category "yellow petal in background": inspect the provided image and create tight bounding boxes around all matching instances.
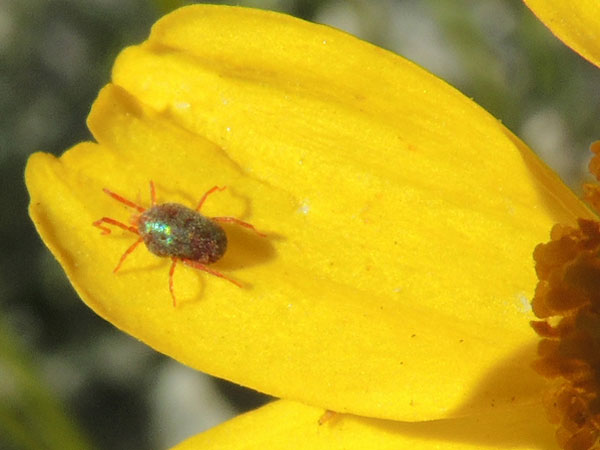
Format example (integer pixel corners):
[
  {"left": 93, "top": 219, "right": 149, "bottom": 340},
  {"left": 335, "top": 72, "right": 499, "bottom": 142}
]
[
  {"left": 173, "top": 399, "right": 558, "bottom": 450},
  {"left": 26, "top": 5, "right": 591, "bottom": 422},
  {"left": 524, "top": 0, "right": 600, "bottom": 69}
]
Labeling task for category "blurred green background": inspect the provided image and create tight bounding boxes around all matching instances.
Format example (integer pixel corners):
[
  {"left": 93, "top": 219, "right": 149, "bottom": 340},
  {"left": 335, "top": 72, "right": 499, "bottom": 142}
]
[{"left": 2, "top": 0, "right": 600, "bottom": 449}]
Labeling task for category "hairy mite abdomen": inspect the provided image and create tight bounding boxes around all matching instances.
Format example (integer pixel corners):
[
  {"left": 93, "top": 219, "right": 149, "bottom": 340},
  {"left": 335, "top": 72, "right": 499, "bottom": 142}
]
[{"left": 138, "top": 203, "right": 227, "bottom": 263}]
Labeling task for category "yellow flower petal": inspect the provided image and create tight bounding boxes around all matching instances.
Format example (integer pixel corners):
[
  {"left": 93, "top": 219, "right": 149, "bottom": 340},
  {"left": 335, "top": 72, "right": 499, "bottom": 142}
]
[
  {"left": 26, "top": 5, "right": 592, "bottom": 421},
  {"left": 172, "top": 399, "right": 558, "bottom": 450},
  {"left": 524, "top": 0, "right": 600, "bottom": 68}
]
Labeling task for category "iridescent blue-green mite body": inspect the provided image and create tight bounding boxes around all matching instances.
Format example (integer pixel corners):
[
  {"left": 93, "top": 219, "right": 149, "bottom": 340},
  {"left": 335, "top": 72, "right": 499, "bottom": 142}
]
[
  {"left": 93, "top": 181, "right": 264, "bottom": 306},
  {"left": 139, "top": 203, "right": 227, "bottom": 263}
]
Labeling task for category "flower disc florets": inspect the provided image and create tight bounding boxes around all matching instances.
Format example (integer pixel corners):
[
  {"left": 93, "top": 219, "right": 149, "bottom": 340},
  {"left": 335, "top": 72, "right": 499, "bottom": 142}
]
[{"left": 532, "top": 142, "right": 600, "bottom": 450}]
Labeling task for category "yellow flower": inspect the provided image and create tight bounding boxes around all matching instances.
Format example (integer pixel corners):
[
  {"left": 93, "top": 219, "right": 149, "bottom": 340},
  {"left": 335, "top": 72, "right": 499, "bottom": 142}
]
[{"left": 24, "top": 3, "right": 600, "bottom": 449}]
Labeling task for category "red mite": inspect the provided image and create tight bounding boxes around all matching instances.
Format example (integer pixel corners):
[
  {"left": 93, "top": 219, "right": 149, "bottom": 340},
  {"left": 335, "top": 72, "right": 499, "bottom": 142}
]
[{"left": 93, "top": 181, "right": 265, "bottom": 306}]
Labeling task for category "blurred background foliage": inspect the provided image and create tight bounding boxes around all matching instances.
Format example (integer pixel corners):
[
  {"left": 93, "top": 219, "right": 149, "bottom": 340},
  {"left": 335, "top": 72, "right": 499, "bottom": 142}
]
[{"left": 2, "top": 0, "right": 600, "bottom": 449}]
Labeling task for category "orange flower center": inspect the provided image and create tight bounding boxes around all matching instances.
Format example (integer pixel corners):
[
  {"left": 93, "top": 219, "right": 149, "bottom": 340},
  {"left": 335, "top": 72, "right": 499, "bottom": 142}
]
[{"left": 531, "top": 142, "right": 600, "bottom": 450}]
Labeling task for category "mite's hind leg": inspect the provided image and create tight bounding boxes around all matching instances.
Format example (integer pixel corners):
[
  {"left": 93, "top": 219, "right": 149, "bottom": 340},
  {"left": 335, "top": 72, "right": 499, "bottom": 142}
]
[
  {"left": 211, "top": 217, "right": 266, "bottom": 237},
  {"left": 182, "top": 259, "right": 243, "bottom": 288}
]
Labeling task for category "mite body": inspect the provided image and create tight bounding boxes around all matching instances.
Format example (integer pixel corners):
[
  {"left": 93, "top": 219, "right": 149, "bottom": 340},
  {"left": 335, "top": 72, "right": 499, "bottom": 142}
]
[
  {"left": 93, "top": 181, "right": 264, "bottom": 306},
  {"left": 139, "top": 203, "right": 227, "bottom": 263}
]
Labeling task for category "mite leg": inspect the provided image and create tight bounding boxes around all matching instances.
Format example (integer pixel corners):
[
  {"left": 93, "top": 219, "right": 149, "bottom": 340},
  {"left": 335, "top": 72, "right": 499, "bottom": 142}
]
[
  {"left": 182, "top": 259, "right": 243, "bottom": 288},
  {"left": 195, "top": 186, "right": 226, "bottom": 211},
  {"left": 211, "top": 217, "right": 266, "bottom": 237},
  {"left": 93, "top": 217, "right": 139, "bottom": 235},
  {"left": 114, "top": 237, "right": 144, "bottom": 273},
  {"left": 102, "top": 187, "right": 146, "bottom": 213},
  {"left": 169, "top": 258, "right": 178, "bottom": 307},
  {"left": 149, "top": 180, "right": 157, "bottom": 206}
]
